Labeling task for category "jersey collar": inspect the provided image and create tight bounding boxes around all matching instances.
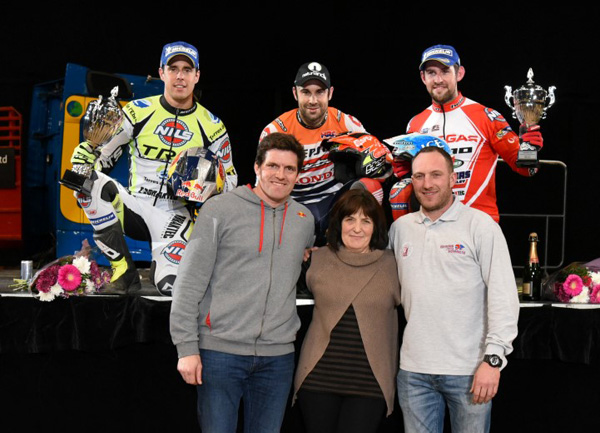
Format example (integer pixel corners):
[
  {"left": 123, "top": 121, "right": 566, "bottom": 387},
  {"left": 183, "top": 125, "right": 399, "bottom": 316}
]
[
  {"left": 296, "top": 109, "right": 328, "bottom": 129},
  {"left": 431, "top": 93, "right": 466, "bottom": 113},
  {"left": 160, "top": 95, "right": 197, "bottom": 115}
]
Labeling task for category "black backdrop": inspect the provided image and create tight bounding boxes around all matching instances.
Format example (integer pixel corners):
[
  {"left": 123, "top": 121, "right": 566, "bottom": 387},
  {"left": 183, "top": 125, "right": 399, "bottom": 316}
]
[{"left": 2, "top": 5, "right": 598, "bottom": 263}]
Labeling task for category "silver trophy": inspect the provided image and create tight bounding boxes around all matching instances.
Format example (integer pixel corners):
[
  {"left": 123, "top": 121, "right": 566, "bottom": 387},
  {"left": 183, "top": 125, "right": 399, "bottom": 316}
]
[
  {"left": 504, "top": 69, "right": 556, "bottom": 167},
  {"left": 61, "top": 86, "right": 123, "bottom": 194}
]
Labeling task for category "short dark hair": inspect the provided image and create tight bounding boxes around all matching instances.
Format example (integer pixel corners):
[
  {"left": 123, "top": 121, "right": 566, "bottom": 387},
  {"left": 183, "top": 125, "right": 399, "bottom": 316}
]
[
  {"left": 326, "top": 189, "right": 388, "bottom": 251},
  {"left": 412, "top": 146, "right": 454, "bottom": 173},
  {"left": 256, "top": 133, "right": 305, "bottom": 170}
]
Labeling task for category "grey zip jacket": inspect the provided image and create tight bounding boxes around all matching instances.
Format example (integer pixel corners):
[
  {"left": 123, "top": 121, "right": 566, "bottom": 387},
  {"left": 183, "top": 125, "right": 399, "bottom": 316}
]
[{"left": 170, "top": 186, "right": 315, "bottom": 357}]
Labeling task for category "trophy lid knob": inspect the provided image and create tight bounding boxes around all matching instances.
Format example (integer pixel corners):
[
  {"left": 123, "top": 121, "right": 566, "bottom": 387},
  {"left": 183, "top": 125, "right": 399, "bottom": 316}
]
[{"left": 526, "top": 68, "right": 535, "bottom": 84}]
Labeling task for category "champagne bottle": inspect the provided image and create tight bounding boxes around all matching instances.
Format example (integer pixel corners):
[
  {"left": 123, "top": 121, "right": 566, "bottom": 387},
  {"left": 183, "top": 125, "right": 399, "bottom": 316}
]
[{"left": 522, "top": 232, "right": 542, "bottom": 301}]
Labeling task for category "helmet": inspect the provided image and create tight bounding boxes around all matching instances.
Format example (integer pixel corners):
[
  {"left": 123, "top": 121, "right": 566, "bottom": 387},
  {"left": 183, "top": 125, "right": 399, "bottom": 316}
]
[
  {"left": 322, "top": 132, "right": 393, "bottom": 183},
  {"left": 167, "top": 147, "right": 225, "bottom": 203},
  {"left": 383, "top": 133, "right": 452, "bottom": 161}
]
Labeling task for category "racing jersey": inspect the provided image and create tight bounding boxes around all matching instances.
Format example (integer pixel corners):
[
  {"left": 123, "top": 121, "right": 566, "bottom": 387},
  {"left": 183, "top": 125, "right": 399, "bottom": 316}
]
[
  {"left": 407, "top": 93, "right": 533, "bottom": 222},
  {"left": 260, "top": 107, "right": 365, "bottom": 205},
  {"left": 93, "top": 95, "right": 237, "bottom": 211}
]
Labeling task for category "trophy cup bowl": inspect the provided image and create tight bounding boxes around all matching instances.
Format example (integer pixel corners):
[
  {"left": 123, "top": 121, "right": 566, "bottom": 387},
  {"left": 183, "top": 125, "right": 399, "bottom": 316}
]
[
  {"left": 504, "top": 69, "right": 556, "bottom": 167},
  {"left": 61, "top": 86, "right": 123, "bottom": 194}
]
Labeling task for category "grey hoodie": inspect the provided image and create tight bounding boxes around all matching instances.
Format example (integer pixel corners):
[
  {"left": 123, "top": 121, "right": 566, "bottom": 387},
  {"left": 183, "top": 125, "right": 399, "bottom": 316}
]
[{"left": 170, "top": 186, "right": 315, "bottom": 357}]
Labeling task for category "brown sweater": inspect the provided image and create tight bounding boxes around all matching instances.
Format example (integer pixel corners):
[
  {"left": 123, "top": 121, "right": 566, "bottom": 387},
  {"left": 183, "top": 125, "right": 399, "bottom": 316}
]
[{"left": 294, "top": 246, "right": 401, "bottom": 416}]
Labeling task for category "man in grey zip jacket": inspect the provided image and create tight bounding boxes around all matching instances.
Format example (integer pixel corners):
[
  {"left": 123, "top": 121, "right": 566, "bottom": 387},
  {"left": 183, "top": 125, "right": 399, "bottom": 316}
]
[{"left": 170, "top": 132, "right": 314, "bottom": 433}]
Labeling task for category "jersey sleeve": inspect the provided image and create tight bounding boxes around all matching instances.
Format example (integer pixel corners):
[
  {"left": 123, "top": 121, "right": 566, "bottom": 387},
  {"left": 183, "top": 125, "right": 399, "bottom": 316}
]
[
  {"left": 259, "top": 119, "right": 285, "bottom": 143},
  {"left": 200, "top": 111, "right": 238, "bottom": 192},
  {"left": 483, "top": 107, "right": 534, "bottom": 177},
  {"left": 341, "top": 112, "right": 366, "bottom": 133}
]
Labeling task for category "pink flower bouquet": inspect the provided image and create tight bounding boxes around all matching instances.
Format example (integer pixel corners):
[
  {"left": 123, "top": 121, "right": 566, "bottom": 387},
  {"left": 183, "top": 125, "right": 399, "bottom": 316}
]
[
  {"left": 18, "top": 240, "right": 111, "bottom": 302},
  {"left": 544, "top": 261, "right": 600, "bottom": 304}
]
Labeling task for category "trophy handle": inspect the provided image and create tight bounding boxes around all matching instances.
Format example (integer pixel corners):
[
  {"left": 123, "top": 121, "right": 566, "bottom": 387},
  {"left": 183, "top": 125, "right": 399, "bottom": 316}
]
[
  {"left": 541, "top": 86, "right": 556, "bottom": 120},
  {"left": 504, "top": 86, "right": 516, "bottom": 119}
]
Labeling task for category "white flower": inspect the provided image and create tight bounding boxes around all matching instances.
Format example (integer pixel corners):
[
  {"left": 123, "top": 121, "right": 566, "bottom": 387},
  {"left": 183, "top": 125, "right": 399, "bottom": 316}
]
[
  {"left": 39, "top": 291, "right": 55, "bottom": 302},
  {"left": 590, "top": 271, "right": 600, "bottom": 285},
  {"left": 72, "top": 256, "right": 91, "bottom": 274},
  {"left": 50, "top": 283, "right": 64, "bottom": 296},
  {"left": 571, "top": 289, "right": 590, "bottom": 304},
  {"left": 85, "top": 279, "right": 96, "bottom": 294}
]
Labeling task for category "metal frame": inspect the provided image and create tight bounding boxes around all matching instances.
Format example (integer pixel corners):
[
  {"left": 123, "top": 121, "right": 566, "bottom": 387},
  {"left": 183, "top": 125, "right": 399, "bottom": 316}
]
[{"left": 498, "top": 159, "right": 567, "bottom": 275}]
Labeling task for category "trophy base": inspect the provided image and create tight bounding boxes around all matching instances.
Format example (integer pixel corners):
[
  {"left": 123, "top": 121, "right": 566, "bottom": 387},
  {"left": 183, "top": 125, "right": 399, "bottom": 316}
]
[
  {"left": 516, "top": 149, "right": 539, "bottom": 168},
  {"left": 60, "top": 169, "right": 95, "bottom": 196}
]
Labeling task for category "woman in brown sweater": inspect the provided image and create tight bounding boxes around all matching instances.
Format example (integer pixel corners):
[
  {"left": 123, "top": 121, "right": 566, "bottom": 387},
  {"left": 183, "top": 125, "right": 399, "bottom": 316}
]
[{"left": 295, "top": 189, "right": 401, "bottom": 433}]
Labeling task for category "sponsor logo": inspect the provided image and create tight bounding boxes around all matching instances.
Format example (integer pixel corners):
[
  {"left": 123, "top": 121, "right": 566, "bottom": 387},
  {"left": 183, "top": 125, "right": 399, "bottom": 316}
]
[
  {"left": 453, "top": 159, "right": 464, "bottom": 168},
  {"left": 496, "top": 127, "right": 510, "bottom": 139},
  {"left": 139, "top": 186, "right": 177, "bottom": 200},
  {"left": 77, "top": 193, "right": 91, "bottom": 208},
  {"left": 133, "top": 99, "right": 151, "bottom": 108},
  {"left": 440, "top": 243, "right": 466, "bottom": 255},
  {"left": 423, "top": 48, "right": 453, "bottom": 58},
  {"left": 297, "top": 212, "right": 307, "bottom": 218},
  {"left": 208, "top": 124, "right": 226, "bottom": 141},
  {"left": 218, "top": 140, "right": 232, "bottom": 163},
  {"left": 154, "top": 119, "right": 193, "bottom": 147},
  {"left": 485, "top": 108, "right": 506, "bottom": 123},
  {"left": 306, "top": 146, "right": 326, "bottom": 158},
  {"left": 125, "top": 105, "right": 137, "bottom": 123},
  {"left": 165, "top": 45, "right": 197, "bottom": 59},
  {"left": 275, "top": 119, "right": 287, "bottom": 132},
  {"left": 455, "top": 170, "right": 471, "bottom": 185},
  {"left": 163, "top": 240, "right": 187, "bottom": 264},
  {"left": 89, "top": 213, "right": 116, "bottom": 226},
  {"left": 209, "top": 112, "right": 221, "bottom": 124},
  {"left": 161, "top": 215, "right": 187, "bottom": 239},
  {"left": 432, "top": 125, "right": 440, "bottom": 132},
  {"left": 445, "top": 134, "right": 478, "bottom": 143},
  {"left": 297, "top": 171, "right": 333, "bottom": 185},
  {"left": 320, "top": 130, "right": 337, "bottom": 139},
  {"left": 421, "top": 128, "right": 429, "bottom": 134},
  {"left": 302, "top": 62, "right": 326, "bottom": 81},
  {"left": 391, "top": 202, "right": 409, "bottom": 210}
]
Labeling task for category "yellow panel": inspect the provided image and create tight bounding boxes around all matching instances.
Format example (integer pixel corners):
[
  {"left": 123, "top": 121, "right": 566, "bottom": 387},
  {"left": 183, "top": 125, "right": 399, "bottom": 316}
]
[{"left": 59, "top": 96, "right": 127, "bottom": 223}]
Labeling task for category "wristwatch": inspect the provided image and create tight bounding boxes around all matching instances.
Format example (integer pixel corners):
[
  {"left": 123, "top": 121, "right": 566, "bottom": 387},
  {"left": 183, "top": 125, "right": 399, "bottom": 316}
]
[{"left": 483, "top": 354, "right": 503, "bottom": 368}]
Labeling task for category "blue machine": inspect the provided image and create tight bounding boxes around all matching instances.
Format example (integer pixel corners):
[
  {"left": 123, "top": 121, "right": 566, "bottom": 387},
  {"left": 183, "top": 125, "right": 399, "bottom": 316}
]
[{"left": 25, "top": 63, "right": 164, "bottom": 264}]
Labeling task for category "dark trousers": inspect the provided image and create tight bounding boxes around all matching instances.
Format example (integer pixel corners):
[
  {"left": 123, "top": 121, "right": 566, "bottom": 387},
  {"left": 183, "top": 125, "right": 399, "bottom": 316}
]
[{"left": 297, "top": 389, "right": 386, "bottom": 433}]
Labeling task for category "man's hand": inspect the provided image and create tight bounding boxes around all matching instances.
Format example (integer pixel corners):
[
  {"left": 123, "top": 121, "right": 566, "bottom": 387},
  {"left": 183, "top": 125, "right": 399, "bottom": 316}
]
[
  {"left": 392, "top": 159, "right": 411, "bottom": 179},
  {"left": 470, "top": 362, "right": 500, "bottom": 404},
  {"left": 520, "top": 125, "right": 543, "bottom": 149},
  {"left": 304, "top": 247, "right": 318, "bottom": 262},
  {"left": 177, "top": 354, "right": 203, "bottom": 385},
  {"left": 71, "top": 141, "right": 99, "bottom": 165}
]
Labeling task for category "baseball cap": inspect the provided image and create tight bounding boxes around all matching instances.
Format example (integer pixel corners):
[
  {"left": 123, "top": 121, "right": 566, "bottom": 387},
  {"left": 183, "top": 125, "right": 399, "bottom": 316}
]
[
  {"left": 160, "top": 41, "right": 199, "bottom": 69},
  {"left": 294, "top": 62, "right": 331, "bottom": 88},
  {"left": 419, "top": 45, "right": 460, "bottom": 70}
]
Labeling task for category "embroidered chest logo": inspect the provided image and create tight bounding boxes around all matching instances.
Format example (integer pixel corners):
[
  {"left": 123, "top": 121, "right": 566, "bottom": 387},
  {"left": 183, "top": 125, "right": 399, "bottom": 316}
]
[
  {"left": 440, "top": 244, "right": 466, "bottom": 255},
  {"left": 401, "top": 242, "right": 412, "bottom": 258}
]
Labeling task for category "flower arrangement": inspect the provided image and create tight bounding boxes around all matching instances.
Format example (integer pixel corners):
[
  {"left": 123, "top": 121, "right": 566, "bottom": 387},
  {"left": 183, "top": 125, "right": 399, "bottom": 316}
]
[
  {"left": 12, "top": 240, "right": 111, "bottom": 301},
  {"left": 546, "top": 262, "right": 600, "bottom": 304}
]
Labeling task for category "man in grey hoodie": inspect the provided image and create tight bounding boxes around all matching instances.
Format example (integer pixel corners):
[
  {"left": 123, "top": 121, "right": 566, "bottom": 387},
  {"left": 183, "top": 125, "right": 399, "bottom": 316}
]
[{"left": 170, "top": 132, "right": 315, "bottom": 433}]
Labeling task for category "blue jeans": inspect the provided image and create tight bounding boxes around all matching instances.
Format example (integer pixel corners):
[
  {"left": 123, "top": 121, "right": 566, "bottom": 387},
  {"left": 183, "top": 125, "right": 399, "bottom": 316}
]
[
  {"left": 196, "top": 349, "right": 295, "bottom": 433},
  {"left": 397, "top": 369, "right": 491, "bottom": 433}
]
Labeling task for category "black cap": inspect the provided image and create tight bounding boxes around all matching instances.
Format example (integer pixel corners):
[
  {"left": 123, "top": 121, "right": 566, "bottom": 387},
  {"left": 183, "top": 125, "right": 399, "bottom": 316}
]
[{"left": 294, "top": 62, "right": 331, "bottom": 88}]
